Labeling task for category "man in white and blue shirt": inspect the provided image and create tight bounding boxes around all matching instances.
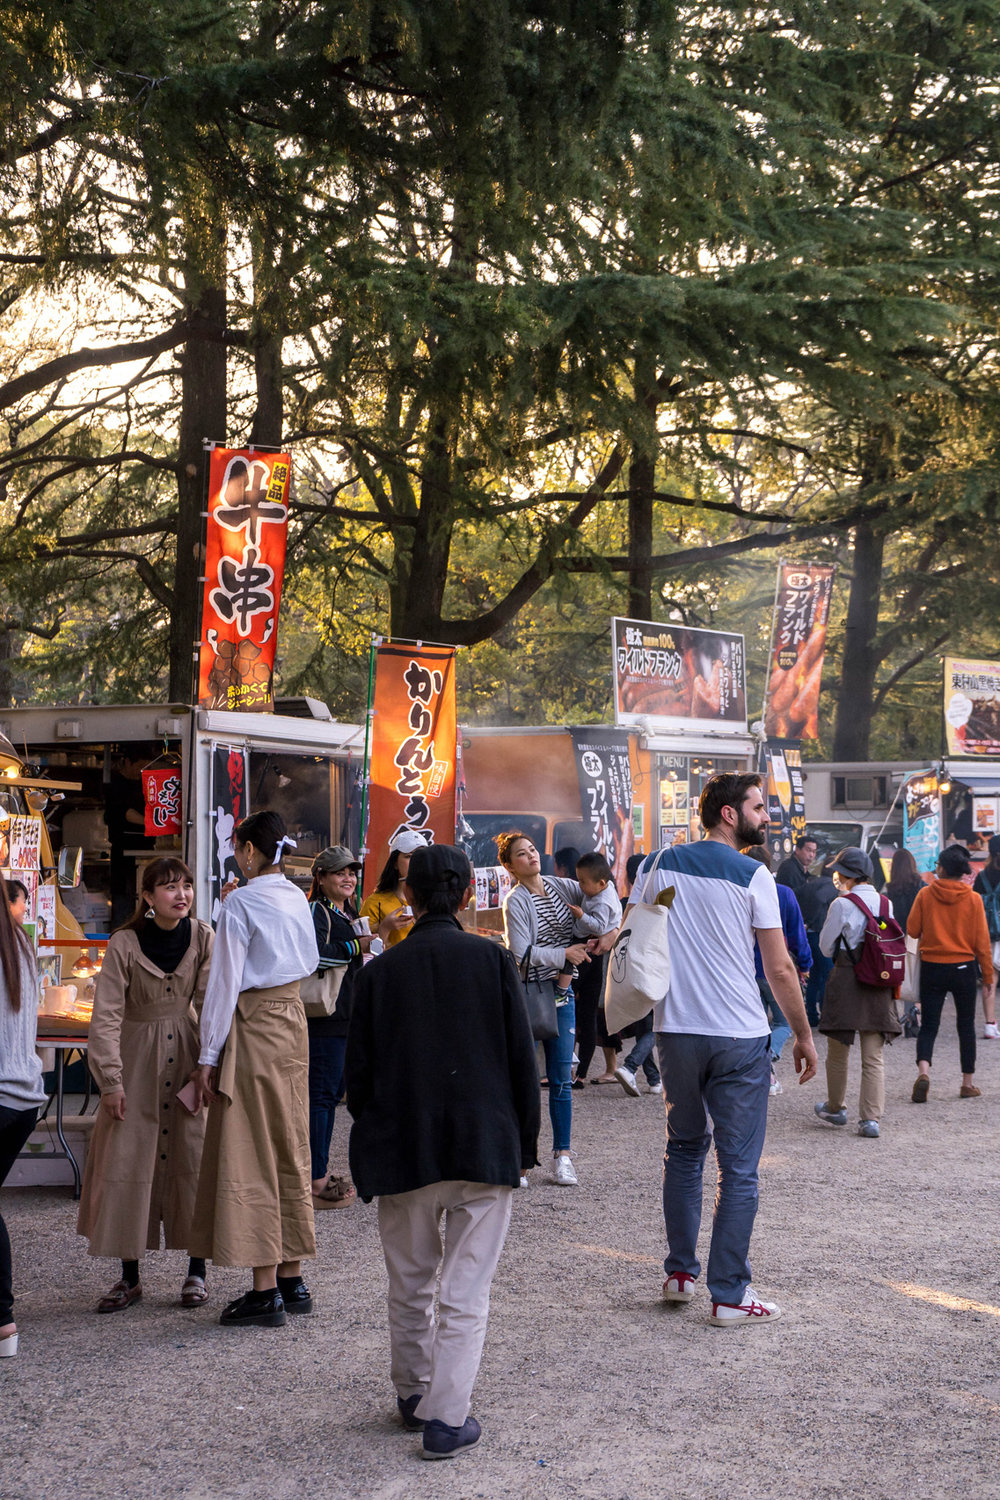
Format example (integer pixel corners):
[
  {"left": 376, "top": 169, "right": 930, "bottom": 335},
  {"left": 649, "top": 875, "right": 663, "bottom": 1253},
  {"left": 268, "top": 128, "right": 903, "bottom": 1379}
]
[{"left": 626, "top": 773, "right": 817, "bottom": 1327}]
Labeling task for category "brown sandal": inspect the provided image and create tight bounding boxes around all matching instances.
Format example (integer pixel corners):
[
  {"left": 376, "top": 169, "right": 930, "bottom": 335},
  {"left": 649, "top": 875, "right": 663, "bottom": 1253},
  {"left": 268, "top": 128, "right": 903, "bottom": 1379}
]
[
  {"left": 96, "top": 1280, "right": 142, "bottom": 1314},
  {"left": 180, "top": 1275, "right": 209, "bottom": 1306},
  {"left": 313, "top": 1174, "right": 357, "bottom": 1210}
]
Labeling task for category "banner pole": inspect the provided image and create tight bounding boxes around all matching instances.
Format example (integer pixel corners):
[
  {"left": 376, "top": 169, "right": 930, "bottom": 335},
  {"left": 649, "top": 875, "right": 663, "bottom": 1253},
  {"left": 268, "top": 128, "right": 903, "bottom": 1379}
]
[
  {"left": 183, "top": 448, "right": 214, "bottom": 869},
  {"left": 759, "top": 557, "right": 785, "bottom": 731},
  {"left": 358, "top": 634, "right": 378, "bottom": 884}
]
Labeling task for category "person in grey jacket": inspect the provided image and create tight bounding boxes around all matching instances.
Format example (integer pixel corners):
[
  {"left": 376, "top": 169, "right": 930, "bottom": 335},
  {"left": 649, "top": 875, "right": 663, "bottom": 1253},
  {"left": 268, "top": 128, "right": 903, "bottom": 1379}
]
[
  {"left": 498, "top": 831, "right": 590, "bottom": 1186},
  {"left": 0, "top": 892, "right": 47, "bottom": 1357}
]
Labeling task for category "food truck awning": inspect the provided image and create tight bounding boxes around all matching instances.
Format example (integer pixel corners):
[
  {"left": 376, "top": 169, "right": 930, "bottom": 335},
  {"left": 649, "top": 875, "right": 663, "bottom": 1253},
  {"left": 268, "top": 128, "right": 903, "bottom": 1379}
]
[
  {"left": 944, "top": 763, "right": 1000, "bottom": 795},
  {"left": 641, "top": 731, "right": 757, "bottom": 759}
]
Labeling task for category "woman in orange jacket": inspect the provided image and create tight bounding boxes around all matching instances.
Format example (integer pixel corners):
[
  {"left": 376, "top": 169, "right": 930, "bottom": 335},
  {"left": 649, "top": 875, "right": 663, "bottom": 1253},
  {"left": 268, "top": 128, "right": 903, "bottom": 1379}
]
[{"left": 908, "top": 844, "right": 995, "bottom": 1102}]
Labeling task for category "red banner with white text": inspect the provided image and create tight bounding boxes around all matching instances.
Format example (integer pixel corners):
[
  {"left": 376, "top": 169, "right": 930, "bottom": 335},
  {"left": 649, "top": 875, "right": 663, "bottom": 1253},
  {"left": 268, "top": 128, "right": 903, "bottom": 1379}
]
[
  {"left": 363, "top": 643, "right": 457, "bottom": 896},
  {"left": 197, "top": 448, "right": 291, "bottom": 712}
]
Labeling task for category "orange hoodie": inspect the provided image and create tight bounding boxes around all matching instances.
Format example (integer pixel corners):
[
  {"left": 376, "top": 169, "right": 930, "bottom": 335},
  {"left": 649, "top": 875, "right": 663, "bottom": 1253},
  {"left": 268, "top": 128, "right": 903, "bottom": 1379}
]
[{"left": 907, "top": 880, "right": 994, "bottom": 983}]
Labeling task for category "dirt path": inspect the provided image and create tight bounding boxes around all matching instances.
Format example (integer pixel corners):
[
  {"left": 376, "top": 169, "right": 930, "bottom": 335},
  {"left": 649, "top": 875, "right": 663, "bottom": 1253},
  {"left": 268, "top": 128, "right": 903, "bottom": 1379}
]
[{"left": 6, "top": 1021, "right": 1000, "bottom": 1499}]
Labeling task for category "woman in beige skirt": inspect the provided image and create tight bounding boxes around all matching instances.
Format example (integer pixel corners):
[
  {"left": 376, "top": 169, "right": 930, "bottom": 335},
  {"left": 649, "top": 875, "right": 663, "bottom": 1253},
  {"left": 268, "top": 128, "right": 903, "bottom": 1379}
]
[
  {"left": 189, "top": 810, "right": 319, "bottom": 1329},
  {"left": 77, "top": 858, "right": 214, "bottom": 1311}
]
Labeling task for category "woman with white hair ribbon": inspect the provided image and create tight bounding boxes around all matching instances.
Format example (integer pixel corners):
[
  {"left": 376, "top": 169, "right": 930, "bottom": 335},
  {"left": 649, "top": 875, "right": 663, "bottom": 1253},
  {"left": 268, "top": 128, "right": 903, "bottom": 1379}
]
[{"left": 188, "top": 809, "right": 320, "bottom": 1329}]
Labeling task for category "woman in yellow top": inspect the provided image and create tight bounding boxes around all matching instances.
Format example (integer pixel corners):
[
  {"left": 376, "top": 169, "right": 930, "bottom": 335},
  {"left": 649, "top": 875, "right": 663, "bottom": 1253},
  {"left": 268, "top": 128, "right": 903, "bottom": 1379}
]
[{"left": 359, "top": 830, "right": 424, "bottom": 947}]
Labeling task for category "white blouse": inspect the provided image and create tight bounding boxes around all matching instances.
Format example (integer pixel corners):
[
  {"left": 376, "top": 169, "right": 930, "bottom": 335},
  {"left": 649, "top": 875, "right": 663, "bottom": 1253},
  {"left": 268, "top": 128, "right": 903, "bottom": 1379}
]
[{"left": 198, "top": 874, "right": 319, "bottom": 1066}]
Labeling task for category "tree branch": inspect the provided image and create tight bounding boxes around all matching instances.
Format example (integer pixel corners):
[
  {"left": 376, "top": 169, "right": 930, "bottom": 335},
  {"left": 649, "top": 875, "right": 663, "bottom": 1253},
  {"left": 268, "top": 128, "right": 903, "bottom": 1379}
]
[{"left": 0, "top": 322, "right": 190, "bottom": 409}]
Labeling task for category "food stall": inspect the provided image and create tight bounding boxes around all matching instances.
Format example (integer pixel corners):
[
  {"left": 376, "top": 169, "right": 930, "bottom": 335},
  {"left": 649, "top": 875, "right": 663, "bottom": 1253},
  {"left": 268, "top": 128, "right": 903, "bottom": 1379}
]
[{"left": 1, "top": 701, "right": 364, "bottom": 1189}]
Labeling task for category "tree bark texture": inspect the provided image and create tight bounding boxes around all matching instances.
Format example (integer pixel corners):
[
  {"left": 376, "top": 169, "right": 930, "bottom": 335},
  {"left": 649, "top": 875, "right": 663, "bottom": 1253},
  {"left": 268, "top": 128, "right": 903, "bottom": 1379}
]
[
  {"left": 832, "top": 520, "right": 886, "bottom": 760},
  {"left": 169, "top": 213, "right": 227, "bottom": 702}
]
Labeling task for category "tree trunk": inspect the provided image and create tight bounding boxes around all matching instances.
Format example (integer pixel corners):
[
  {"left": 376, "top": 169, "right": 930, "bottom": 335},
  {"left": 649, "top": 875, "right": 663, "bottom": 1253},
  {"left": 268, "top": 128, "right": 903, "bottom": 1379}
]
[
  {"left": 248, "top": 223, "right": 283, "bottom": 447},
  {"left": 0, "top": 624, "right": 17, "bottom": 708},
  {"left": 169, "top": 214, "right": 227, "bottom": 702},
  {"left": 394, "top": 402, "right": 455, "bottom": 639},
  {"left": 832, "top": 521, "right": 886, "bottom": 759},
  {"left": 626, "top": 353, "right": 658, "bottom": 620}
]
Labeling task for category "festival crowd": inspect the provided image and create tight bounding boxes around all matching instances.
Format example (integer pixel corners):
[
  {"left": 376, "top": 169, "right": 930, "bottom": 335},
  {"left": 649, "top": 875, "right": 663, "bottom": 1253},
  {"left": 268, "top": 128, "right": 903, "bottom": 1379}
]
[{"left": 0, "top": 776, "right": 994, "bottom": 1459}]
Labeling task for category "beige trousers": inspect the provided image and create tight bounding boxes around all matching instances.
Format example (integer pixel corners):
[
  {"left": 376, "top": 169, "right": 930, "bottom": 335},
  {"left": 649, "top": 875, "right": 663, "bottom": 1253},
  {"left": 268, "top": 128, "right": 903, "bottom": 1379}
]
[
  {"left": 825, "top": 1032, "right": 885, "bottom": 1122},
  {"left": 377, "top": 1181, "right": 513, "bottom": 1429}
]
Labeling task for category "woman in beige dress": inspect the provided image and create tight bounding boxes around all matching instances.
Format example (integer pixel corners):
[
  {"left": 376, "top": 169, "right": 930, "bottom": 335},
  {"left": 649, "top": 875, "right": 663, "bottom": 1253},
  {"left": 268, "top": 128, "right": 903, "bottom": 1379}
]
[
  {"left": 77, "top": 857, "right": 213, "bottom": 1311},
  {"left": 188, "top": 810, "right": 319, "bottom": 1329}
]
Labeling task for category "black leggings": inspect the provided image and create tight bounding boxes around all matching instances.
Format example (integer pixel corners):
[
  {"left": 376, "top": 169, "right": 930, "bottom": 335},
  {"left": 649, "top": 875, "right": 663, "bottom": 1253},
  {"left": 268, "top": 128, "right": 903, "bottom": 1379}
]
[
  {"left": 573, "top": 954, "right": 615, "bottom": 1078},
  {"left": 916, "top": 959, "right": 978, "bottom": 1075},
  {"left": 0, "top": 1104, "right": 39, "bottom": 1326}
]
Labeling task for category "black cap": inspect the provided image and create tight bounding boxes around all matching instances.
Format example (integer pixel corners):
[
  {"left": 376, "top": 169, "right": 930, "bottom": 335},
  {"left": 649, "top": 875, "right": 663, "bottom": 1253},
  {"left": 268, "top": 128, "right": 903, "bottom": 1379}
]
[
  {"left": 408, "top": 843, "right": 472, "bottom": 890},
  {"left": 830, "top": 846, "right": 873, "bottom": 881}
]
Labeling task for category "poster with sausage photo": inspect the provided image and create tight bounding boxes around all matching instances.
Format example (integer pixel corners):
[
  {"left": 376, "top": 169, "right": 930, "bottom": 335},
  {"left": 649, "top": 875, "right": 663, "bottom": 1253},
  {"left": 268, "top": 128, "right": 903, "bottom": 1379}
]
[
  {"left": 944, "top": 656, "right": 1000, "bottom": 756},
  {"left": 763, "top": 562, "right": 835, "bottom": 740},
  {"left": 612, "top": 619, "right": 747, "bottom": 731}
]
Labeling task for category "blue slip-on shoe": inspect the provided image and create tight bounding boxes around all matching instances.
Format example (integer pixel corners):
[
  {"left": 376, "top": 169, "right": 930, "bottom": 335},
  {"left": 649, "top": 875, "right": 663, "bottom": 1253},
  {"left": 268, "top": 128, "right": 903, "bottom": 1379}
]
[
  {"left": 421, "top": 1416, "right": 481, "bottom": 1460},
  {"left": 397, "top": 1394, "right": 424, "bottom": 1431},
  {"left": 814, "top": 1101, "right": 847, "bottom": 1126}
]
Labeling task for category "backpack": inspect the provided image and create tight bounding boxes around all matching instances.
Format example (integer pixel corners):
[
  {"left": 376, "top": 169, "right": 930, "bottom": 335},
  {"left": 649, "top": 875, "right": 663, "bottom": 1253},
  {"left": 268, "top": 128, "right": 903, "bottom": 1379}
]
[
  {"left": 981, "top": 882, "right": 1000, "bottom": 944},
  {"left": 842, "top": 891, "right": 907, "bottom": 989}
]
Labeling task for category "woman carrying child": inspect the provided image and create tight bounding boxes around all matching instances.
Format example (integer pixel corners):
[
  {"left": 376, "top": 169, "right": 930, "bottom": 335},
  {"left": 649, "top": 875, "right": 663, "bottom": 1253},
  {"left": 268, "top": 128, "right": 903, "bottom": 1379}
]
[
  {"left": 499, "top": 831, "right": 590, "bottom": 1186},
  {"left": 77, "top": 857, "right": 214, "bottom": 1312}
]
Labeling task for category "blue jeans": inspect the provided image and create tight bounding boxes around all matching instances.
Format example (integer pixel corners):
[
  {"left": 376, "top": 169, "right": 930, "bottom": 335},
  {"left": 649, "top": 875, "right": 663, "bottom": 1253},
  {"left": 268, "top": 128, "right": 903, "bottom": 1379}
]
[
  {"left": 624, "top": 1017, "right": 661, "bottom": 1084},
  {"left": 655, "top": 1032, "right": 771, "bottom": 1305},
  {"left": 757, "top": 979, "right": 792, "bottom": 1062},
  {"left": 307, "top": 1030, "right": 347, "bottom": 1182},
  {"left": 542, "top": 999, "right": 575, "bottom": 1154},
  {"left": 805, "top": 933, "right": 832, "bottom": 1025}
]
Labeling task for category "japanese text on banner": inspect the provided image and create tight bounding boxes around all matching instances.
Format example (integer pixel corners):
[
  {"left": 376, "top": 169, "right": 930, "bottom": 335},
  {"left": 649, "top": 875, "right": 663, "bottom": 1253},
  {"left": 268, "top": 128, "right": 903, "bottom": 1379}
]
[
  {"left": 364, "top": 644, "right": 457, "bottom": 896},
  {"left": 763, "top": 563, "right": 835, "bottom": 740},
  {"left": 197, "top": 449, "right": 291, "bottom": 713}
]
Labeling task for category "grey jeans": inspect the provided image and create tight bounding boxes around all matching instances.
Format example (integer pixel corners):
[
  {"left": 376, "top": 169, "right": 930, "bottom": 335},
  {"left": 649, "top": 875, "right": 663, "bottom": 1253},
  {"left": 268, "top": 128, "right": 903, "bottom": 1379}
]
[{"left": 655, "top": 1032, "right": 770, "bottom": 1305}]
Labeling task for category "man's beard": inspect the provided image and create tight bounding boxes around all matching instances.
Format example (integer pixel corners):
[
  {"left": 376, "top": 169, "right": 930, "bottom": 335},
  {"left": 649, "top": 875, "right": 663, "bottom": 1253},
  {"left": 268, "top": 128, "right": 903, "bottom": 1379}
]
[{"left": 737, "top": 812, "right": 767, "bottom": 847}]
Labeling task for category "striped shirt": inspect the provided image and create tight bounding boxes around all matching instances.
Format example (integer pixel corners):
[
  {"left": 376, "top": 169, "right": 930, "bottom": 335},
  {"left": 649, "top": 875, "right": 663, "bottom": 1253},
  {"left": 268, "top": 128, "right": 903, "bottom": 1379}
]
[{"left": 528, "top": 885, "right": 574, "bottom": 982}]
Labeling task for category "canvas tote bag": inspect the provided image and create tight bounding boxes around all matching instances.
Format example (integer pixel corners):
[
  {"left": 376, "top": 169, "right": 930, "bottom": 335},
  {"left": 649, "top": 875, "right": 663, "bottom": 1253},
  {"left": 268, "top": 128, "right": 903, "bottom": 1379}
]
[
  {"left": 300, "top": 903, "right": 349, "bottom": 1018},
  {"left": 604, "top": 850, "right": 674, "bottom": 1034}
]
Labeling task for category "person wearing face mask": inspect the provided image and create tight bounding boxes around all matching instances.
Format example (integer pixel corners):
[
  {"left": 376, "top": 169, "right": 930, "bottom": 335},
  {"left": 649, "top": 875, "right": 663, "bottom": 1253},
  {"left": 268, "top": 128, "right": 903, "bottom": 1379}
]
[
  {"left": 305, "top": 846, "right": 396, "bottom": 1211},
  {"left": 359, "top": 830, "right": 424, "bottom": 947},
  {"left": 188, "top": 809, "right": 320, "bottom": 1329},
  {"left": 813, "top": 847, "right": 902, "bottom": 1140},
  {"left": 77, "top": 858, "right": 214, "bottom": 1313}
]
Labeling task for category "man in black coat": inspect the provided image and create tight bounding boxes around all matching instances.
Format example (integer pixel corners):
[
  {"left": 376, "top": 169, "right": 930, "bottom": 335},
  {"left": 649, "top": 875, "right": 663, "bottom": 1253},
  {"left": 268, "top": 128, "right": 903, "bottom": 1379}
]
[{"left": 346, "top": 843, "right": 539, "bottom": 1461}]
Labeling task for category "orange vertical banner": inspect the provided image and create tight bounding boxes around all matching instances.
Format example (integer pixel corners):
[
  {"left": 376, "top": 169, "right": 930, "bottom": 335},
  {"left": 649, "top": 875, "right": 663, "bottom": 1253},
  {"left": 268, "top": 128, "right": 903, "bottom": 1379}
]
[
  {"left": 364, "top": 643, "right": 457, "bottom": 895},
  {"left": 197, "top": 448, "right": 291, "bottom": 712}
]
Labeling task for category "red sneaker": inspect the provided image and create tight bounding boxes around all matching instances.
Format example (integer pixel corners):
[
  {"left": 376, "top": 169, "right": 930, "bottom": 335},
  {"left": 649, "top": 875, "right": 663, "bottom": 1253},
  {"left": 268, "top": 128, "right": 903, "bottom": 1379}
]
[
  {"left": 709, "top": 1288, "right": 781, "bottom": 1327},
  {"left": 662, "top": 1272, "right": 696, "bottom": 1303}
]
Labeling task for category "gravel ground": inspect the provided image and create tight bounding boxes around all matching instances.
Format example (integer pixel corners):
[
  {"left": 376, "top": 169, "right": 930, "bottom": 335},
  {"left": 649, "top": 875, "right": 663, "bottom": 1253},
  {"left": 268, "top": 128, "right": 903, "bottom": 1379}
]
[{"left": 5, "top": 1020, "right": 1000, "bottom": 1500}]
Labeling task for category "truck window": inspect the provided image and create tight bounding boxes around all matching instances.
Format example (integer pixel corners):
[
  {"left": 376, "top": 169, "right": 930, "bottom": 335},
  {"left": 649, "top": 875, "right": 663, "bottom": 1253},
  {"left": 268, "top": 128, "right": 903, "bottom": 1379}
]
[
  {"left": 552, "top": 821, "right": 598, "bottom": 856},
  {"left": 463, "top": 814, "right": 548, "bottom": 871}
]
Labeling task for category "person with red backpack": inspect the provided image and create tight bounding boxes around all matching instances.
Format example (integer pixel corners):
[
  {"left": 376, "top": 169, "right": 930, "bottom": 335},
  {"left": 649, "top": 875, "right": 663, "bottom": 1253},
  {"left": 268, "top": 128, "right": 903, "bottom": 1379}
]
[
  {"left": 813, "top": 847, "right": 904, "bottom": 1139},
  {"left": 908, "top": 844, "right": 994, "bottom": 1102}
]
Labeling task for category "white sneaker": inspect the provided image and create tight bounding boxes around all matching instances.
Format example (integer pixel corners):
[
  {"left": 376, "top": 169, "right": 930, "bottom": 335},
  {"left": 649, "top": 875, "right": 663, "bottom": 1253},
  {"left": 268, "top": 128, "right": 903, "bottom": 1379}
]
[
  {"left": 648, "top": 1079, "right": 663, "bottom": 1095},
  {"left": 984, "top": 1023, "right": 1000, "bottom": 1039},
  {"left": 614, "top": 1065, "right": 640, "bottom": 1097},
  {"left": 768, "top": 1070, "right": 783, "bottom": 1097},
  {"left": 518, "top": 1175, "right": 529, "bottom": 1189},
  {"left": 709, "top": 1286, "right": 781, "bottom": 1328},
  {"left": 662, "top": 1272, "right": 696, "bottom": 1303},
  {"left": 553, "top": 1153, "right": 578, "bottom": 1186}
]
